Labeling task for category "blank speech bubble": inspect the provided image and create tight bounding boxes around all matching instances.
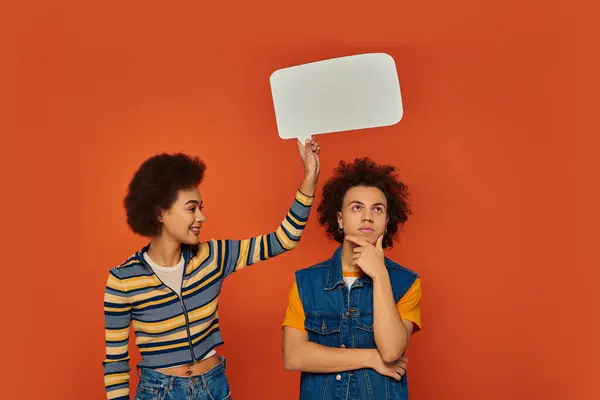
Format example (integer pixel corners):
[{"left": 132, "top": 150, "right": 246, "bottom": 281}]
[{"left": 270, "top": 53, "right": 403, "bottom": 142}]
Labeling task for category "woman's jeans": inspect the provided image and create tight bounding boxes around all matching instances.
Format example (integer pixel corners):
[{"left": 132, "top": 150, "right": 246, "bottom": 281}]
[{"left": 135, "top": 356, "right": 231, "bottom": 400}]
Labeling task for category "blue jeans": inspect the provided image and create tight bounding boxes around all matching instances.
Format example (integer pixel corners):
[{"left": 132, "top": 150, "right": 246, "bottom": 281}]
[{"left": 135, "top": 357, "right": 231, "bottom": 400}]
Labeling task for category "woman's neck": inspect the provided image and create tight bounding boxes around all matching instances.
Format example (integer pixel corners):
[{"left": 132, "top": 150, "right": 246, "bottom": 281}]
[{"left": 147, "top": 234, "right": 182, "bottom": 267}]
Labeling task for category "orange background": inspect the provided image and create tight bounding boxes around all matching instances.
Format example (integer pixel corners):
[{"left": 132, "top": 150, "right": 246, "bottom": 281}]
[{"left": 3, "top": 1, "right": 598, "bottom": 399}]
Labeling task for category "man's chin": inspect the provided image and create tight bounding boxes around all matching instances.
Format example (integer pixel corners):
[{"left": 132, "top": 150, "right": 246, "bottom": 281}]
[{"left": 351, "top": 231, "right": 380, "bottom": 245}]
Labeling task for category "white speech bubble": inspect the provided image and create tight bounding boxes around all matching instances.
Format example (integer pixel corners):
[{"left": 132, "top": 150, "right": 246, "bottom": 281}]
[{"left": 270, "top": 53, "right": 403, "bottom": 143}]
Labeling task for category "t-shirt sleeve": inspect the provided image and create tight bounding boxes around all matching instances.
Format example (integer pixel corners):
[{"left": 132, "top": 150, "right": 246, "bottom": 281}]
[
  {"left": 396, "top": 277, "right": 422, "bottom": 333},
  {"left": 282, "top": 280, "right": 307, "bottom": 333}
]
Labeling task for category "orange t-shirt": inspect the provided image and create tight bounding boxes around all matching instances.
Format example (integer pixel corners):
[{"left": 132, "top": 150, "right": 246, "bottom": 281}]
[{"left": 283, "top": 272, "right": 422, "bottom": 333}]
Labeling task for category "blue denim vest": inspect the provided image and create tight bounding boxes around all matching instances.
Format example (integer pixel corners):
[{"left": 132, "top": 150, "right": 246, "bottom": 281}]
[{"left": 295, "top": 246, "right": 418, "bottom": 400}]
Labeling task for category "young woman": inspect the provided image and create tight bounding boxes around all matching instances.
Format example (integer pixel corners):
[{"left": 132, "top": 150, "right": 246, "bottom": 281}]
[
  {"left": 103, "top": 139, "right": 320, "bottom": 400},
  {"left": 282, "top": 157, "right": 422, "bottom": 400}
]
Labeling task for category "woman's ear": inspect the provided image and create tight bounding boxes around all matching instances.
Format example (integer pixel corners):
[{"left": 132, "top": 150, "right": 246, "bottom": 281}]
[{"left": 156, "top": 207, "right": 165, "bottom": 223}]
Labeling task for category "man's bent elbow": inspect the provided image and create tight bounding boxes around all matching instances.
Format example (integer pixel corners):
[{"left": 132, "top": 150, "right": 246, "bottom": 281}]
[
  {"left": 283, "top": 328, "right": 309, "bottom": 371},
  {"left": 283, "top": 342, "right": 302, "bottom": 371},
  {"left": 283, "top": 352, "right": 301, "bottom": 371},
  {"left": 380, "top": 346, "right": 406, "bottom": 364}
]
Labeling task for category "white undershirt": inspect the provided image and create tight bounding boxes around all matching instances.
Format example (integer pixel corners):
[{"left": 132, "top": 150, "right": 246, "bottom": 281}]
[
  {"left": 143, "top": 253, "right": 185, "bottom": 296},
  {"left": 343, "top": 276, "right": 359, "bottom": 288},
  {"left": 143, "top": 253, "right": 216, "bottom": 363}
]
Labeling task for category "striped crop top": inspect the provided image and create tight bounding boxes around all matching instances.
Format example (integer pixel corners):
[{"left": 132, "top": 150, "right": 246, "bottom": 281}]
[{"left": 102, "top": 190, "right": 313, "bottom": 399}]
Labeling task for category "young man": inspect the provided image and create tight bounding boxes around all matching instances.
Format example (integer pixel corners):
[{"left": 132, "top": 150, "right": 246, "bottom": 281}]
[{"left": 282, "top": 157, "right": 422, "bottom": 400}]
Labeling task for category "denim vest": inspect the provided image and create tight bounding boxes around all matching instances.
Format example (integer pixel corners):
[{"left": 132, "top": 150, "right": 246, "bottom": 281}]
[{"left": 295, "top": 246, "right": 418, "bottom": 400}]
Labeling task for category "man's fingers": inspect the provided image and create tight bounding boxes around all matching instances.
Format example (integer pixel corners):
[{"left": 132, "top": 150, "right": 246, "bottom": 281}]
[
  {"left": 383, "top": 368, "right": 402, "bottom": 381},
  {"left": 384, "top": 369, "right": 397, "bottom": 379},
  {"left": 345, "top": 235, "right": 371, "bottom": 247},
  {"left": 376, "top": 235, "right": 384, "bottom": 250}
]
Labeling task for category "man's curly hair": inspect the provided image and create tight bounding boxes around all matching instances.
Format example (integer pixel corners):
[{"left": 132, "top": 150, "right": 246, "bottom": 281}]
[
  {"left": 124, "top": 153, "right": 206, "bottom": 237},
  {"left": 317, "top": 157, "right": 412, "bottom": 248}
]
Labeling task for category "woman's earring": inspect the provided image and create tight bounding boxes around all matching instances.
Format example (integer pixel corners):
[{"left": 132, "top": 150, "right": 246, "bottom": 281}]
[{"left": 338, "top": 225, "right": 343, "bottom": 233}]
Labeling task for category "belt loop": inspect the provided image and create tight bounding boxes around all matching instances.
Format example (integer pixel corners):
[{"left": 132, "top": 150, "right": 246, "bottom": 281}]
[{"left": 169, "top": 376, "right": 175, "bottom": 391}]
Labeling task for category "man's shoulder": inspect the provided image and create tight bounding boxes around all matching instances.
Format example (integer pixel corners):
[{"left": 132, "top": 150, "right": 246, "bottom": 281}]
[
  {"left": 385, "top": 257, "right": 419, "bottom": 278},
  {"left": 384, "top": 258, "right": 420, "bottom": 299},
  {"left": 295, "top": 258, "right": 331, "bottom": 277}
]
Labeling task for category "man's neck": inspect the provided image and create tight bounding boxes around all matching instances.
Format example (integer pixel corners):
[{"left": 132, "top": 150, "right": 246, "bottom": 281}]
[{"left": 341, "top": 241, "right": 362, "bottom": 273}]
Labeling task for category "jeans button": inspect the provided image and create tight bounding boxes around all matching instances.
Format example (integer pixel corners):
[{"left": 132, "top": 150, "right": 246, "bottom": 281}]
[
  {"left": 341, "top": 344, "right": 346, "bottom": 348},
  {"left": 336, "top": 374, "right": 342, "bottom": 381}
]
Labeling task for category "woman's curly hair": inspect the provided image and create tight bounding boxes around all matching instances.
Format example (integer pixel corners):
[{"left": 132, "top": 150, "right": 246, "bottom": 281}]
[
  {"left": 317, "top": 157, "right": 412, "bottom": 248},
  {"left": 124, "top": 153, "right": 206, "bottom": 237}
]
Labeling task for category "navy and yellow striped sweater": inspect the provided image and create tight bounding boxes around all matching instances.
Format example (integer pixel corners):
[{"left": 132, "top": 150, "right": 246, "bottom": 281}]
[{"left": 103, "top": 190, "right": 313, "bottom": 399}]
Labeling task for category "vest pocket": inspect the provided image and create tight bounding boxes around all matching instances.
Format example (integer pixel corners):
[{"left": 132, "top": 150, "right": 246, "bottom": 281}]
[
  {"left": 305, "top": 315, "right": 342, "bottom": 335},
  {"left": 304, "top": 314, "right": 342, "bottom": 348},
  {"left": 356, "top": 311, "right": 376, "bottom": 348}
]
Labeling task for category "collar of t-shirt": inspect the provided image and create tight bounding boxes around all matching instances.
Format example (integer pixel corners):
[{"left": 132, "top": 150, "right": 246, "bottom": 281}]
[
  {"left": 143, "top": 252, "right": 184, "bottom": 295},
  {"left": 342, "top": 270, "right": 365, "bottom": 288}
]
